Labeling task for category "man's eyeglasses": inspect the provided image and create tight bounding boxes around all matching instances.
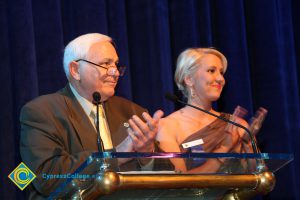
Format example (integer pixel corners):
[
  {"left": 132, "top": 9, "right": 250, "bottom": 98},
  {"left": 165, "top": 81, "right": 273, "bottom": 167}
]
[{"left": 75, "top": 59, "right": 126, "bottom": 77}]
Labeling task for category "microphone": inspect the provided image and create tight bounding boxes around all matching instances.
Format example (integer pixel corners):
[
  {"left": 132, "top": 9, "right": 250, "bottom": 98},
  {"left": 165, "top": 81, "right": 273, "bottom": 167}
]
[
  {"left": 165, "top": 93, "right": 259, "bottom": 154},
  {"left": 92, "top": 92, "right": 105, "bottom": 152},
  {"left": 92, "top": 92, "right": 101, "bottom": 104}
]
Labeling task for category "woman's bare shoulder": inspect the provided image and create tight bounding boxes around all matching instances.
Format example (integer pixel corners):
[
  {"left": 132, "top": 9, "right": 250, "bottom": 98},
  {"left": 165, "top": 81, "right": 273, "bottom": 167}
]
[
  {"left": 161, "top": 110, "right": 183, "bottom": 125},
  {"left": 157, "top": 111, "right": 182, "bottom": 137}
]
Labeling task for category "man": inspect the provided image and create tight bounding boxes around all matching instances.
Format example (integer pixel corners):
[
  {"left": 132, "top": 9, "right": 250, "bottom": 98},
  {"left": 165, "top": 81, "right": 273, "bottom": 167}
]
[{"left": 20, "top": 33, "right": 163, "bottom": 199}]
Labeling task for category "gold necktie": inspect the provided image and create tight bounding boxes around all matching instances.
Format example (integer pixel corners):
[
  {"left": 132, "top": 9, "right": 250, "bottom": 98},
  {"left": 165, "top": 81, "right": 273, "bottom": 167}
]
[{"left": 91, "top": 105, "right": 113, "bottom": 150}]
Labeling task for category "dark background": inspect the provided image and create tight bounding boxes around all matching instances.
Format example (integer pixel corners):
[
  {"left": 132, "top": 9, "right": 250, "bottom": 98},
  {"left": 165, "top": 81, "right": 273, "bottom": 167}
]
[{"left": 1, "top": 0, "right": 299, "bottom": 199}]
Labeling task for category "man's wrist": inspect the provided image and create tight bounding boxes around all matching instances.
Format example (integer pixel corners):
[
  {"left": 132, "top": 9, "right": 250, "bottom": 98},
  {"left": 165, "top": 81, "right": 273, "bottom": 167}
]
[
  {"left": 143, "top": 142, "right": 155, "bottom": 152},
  {"left": 137, "top": 142, "right": 155, "bottom": 166}
]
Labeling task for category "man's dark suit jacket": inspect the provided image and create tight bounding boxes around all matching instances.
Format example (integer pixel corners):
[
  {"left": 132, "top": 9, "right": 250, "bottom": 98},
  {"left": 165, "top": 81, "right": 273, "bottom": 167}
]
[{"left": 20, "top": 85, "right": 146, "bottom": 199}]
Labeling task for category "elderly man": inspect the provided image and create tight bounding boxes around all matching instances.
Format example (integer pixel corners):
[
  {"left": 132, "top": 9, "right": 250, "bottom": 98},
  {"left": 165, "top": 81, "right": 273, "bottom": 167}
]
[{"left": 20, "top": 33, "right": 163, "bottom": 199}]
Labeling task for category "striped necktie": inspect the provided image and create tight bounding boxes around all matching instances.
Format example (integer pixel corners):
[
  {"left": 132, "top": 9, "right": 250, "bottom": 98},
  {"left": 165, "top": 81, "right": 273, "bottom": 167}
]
[{"left": 90, "top": 104, "right": 113, "bottom": 150}]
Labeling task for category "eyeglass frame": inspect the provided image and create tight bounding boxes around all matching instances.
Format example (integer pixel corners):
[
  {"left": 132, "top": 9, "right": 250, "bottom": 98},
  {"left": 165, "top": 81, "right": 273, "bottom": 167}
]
[{"left": 75, "top": 59, "right": 126, "bottom": 77}]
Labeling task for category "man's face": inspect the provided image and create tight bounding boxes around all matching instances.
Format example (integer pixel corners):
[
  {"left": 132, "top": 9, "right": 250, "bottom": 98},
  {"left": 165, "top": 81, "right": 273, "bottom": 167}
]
[{"left": 76, "top": 41, "right": 119, "bottom": 102}]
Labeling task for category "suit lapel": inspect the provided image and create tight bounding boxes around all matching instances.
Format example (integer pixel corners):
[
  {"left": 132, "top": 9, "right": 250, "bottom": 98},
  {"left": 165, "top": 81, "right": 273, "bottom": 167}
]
[
  {"left": 104, "top": 97, "right": 128, "bottom": 147},
  {"left": 60, "top": 85, "right": 98, "bottom": 151}
]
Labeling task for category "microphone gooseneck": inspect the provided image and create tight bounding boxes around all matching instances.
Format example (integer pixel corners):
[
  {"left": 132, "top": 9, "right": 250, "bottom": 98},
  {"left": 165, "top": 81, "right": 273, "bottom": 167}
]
[
  {"left": 165, "top": 93, "right": 259, "bottom": 154},
  {"left": 92, "top": 92, "right": 105, "bottom": 152}
]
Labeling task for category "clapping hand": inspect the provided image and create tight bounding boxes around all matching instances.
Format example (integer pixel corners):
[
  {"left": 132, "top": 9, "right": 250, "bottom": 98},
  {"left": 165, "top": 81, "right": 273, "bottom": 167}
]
[
  {"left": 127, "top": 110, "right": 164, "bottom": 152},
  {"left": 222, "top": 115, "right": 242, "bottom": 152}
]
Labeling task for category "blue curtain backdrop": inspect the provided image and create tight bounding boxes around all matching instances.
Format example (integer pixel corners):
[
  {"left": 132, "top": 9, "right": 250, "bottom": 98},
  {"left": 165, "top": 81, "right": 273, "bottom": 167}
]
[{"left": 1, "top": 0, "right": 299, "bottom": 199}]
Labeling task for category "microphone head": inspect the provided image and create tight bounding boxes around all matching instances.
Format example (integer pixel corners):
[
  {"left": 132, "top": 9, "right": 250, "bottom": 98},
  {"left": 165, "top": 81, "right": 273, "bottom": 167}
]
[
  {"left": 92, "top": 92, "right": 101, "bottom": 104},
  {"left": 165, "top": 92, "right": 179, "bottom": 103}
]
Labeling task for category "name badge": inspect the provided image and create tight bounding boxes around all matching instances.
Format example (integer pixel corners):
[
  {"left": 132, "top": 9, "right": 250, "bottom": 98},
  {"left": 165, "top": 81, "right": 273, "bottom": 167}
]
[{"left": 182, "top": 139, "right": 204, "bottom": 149}]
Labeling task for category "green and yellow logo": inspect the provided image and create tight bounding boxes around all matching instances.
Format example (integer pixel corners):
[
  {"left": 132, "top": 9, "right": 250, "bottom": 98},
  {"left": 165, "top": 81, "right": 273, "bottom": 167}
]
[{"left": 8, "top": 162, "right": 36, "bottom": 190}]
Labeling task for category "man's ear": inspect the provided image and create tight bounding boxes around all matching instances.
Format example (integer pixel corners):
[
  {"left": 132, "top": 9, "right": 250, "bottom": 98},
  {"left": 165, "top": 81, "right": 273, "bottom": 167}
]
[
  {"left": 184, "top": 75, "right": 194, "bottom": 87},
  {"left": 69, "top": 61, "right": 80, "bottom": 80}
]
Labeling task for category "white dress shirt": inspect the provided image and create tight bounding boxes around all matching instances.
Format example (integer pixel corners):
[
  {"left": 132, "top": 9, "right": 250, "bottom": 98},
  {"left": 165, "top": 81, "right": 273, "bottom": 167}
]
[{"left": 69, "top": 84, "right": 113, "bottom": 150}]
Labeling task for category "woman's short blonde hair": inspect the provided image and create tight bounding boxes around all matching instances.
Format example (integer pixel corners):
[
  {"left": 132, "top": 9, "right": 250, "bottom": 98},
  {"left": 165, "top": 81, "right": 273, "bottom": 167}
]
[{"left": 174, "top": 48, "right": 227, "bottom": 98}]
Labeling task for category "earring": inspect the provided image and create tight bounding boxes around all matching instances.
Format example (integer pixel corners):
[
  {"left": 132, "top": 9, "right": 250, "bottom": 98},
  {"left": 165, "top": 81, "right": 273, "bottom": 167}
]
[{"left": 190, "top": 88, "right": 196, "bottom": 99}]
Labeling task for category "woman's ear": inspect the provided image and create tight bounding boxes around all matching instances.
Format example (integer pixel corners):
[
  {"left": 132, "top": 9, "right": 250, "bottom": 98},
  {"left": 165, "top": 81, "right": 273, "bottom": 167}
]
[
  {"left": 69, "top": 61, "right": 80, "bottom": 80},
  {"left": 184, "top": 75, "right": 194, "bottom": 87}
]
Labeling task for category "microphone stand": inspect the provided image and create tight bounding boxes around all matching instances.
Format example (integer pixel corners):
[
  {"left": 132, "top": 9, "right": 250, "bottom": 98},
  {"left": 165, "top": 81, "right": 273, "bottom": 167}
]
[
  {"left": 74, "top": 92, "right": 110, "bottom": 199},
  {"left": 92, "top": 92, "right": 110, "bottom": 172},
  {"left": 92, "top": 92, "right": 105, "bottom": 153}
]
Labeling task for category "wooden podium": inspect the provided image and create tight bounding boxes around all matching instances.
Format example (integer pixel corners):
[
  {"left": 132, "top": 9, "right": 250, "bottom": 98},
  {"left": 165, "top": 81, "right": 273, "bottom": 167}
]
[{"left": 48, "top": 152, "right": 293, "bottom": 200}]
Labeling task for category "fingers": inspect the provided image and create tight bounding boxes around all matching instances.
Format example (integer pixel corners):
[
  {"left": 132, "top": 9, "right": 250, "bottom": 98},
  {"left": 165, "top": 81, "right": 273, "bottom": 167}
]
[
  {"left": 225, "top": 115, "right": 240, "bottom": 133},
  {"left": 126, "top": 110, "right": 164, "bottom": 152},
  {"left": 153, "top": 110, "right": 164, "bottom": 120},
  {"left": 127, "top": 125, "right": 149, "bottom": 152},
  {"left": 127, "top": 127, "right": 139, "bottom": 142},
  {"left": 223, "top": 115, "right": 242, "bottom": 150},
  {"left": 130, "top": 110, "right": 164, "bottom": 136},
  {"left": 142, "top": 110, "right": 164, "bottom": 131},
  {"left": 141, "top": 112, "right": 156, "bottom": 132},
  {"left": 129, "top": 115, "right": 148, "bottom": 136},
  {"left": 128, "top": 116, "right": 152, "bottom": 151}
]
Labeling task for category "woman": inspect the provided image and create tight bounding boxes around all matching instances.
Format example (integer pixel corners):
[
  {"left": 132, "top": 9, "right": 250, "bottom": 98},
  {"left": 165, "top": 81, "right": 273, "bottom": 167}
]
[{"left": 157, "top": 48, "right": 253, "bottom": 173}]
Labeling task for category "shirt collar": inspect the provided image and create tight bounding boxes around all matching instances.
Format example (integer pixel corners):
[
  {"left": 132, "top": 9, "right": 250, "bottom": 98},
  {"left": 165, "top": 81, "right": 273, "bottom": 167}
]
[{"left": 69, "top": 83, "right": 94, "bottom": 116}]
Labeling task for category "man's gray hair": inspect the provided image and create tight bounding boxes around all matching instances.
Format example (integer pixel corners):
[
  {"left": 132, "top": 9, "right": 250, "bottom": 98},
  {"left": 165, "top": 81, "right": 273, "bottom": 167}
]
[
  {"left": 63, "top": 33, "right": 112, "bottom": 79},
  {"left": 175, "top": 48, "right": 227, "bottom": 98}
]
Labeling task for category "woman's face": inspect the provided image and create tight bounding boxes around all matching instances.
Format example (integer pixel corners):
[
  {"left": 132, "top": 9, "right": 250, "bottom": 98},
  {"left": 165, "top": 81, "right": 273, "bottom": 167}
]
[{"left": 186, "top": 54, "right": 225, "bottom": 103}]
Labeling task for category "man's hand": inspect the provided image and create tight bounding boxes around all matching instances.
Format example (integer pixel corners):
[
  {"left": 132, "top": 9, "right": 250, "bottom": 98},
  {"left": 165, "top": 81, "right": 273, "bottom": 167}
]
[{"left": 127, "top": 110, "right": 164, "bottom": 152}]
